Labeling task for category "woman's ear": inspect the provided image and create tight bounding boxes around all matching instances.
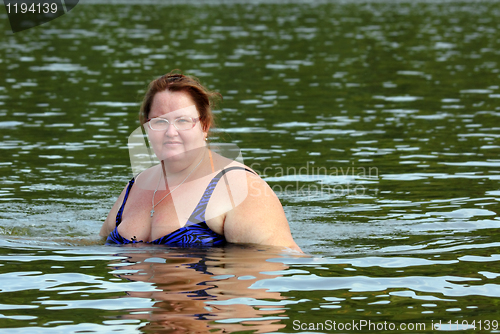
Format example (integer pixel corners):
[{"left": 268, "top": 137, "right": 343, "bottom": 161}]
[{"left": 202, "top": 120, "right": 210, "bottom": 136}]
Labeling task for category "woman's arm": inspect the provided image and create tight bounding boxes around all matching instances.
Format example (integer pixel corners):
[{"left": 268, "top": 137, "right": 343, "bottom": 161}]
[
  {"left": 100, "top": 185, "right": 128, "bottom": 237},
  {"left": 223, "top": 173, "right": 302, "bottom": 252}
]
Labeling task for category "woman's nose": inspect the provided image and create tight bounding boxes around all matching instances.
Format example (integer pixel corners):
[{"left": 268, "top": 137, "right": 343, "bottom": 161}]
[{"left": 164, "top": 122, "right": 178, "bottom": 136}]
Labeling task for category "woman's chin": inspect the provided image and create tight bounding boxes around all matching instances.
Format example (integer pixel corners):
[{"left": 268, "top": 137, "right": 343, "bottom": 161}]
[
  {"left": 156, "top": 144, "right": 205, "bottom": 165},
  {"left": 159, "top": 151, "right": 186, "bottom": 163}
]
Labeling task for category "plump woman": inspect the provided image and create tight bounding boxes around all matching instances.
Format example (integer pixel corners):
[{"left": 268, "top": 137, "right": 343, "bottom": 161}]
[{"left": 100, "top": 72, "right": 301, "bottom": 252}]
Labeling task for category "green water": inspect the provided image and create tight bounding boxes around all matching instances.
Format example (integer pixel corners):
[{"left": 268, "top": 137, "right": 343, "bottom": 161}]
[{"left": 1, "top": 1, "right": 500, "bottom": 332}]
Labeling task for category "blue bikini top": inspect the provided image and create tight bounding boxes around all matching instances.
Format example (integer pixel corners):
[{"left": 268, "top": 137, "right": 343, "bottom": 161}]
[{"left": 106, "top": 167, "right": 255, "bottom": 247}]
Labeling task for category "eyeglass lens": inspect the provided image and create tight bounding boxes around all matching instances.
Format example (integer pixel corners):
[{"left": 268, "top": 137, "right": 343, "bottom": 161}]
[{"left": 149, "top": 117, "right": 194, "bottom": 131}]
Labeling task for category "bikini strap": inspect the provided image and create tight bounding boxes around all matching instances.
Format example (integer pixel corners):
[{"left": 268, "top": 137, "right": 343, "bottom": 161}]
[
  {"left": 114, "top": 153, "right": 209, "bottom": 226},
  {"left": 208, "top": 149, "right": 215, "bottom": 173},
  {"left": 115, "top": 166, "right": 256, "bottom": 227},
  {"left": 115, "top": 178, "right": 135, "bottom": 226},
  {"left": 187, "top": 167, "right": 257, "bottom": 224}
]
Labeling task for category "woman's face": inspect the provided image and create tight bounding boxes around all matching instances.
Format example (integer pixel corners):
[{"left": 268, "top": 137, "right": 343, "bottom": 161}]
[{"left": 146, "top": 90, "right": 207, "bottom": 163}]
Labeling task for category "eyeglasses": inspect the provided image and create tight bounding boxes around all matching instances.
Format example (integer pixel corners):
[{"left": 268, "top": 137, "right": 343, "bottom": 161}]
[{"left": 145, "top": 116, "right": 200, "bottom": 131}]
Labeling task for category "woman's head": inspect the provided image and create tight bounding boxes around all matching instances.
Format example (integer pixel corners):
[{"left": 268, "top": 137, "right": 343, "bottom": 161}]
[{"left": 140, "top": 71, "right": 221, "bottom": 133}]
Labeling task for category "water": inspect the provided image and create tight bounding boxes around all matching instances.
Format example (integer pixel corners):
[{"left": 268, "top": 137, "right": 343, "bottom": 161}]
[{"left": 1, "top": 0, "right": 500, "bottom": 332}]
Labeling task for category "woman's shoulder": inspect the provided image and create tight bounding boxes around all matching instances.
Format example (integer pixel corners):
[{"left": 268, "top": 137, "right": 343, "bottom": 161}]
[
  {"left": 210, "top": 151, "right": 260, "bottom": 177},
  {"left": 133, "top": 163, "right": 162, "bottom": 180},
  {"left": 210, "top": 151, "right": 277, "bottom": 204}
]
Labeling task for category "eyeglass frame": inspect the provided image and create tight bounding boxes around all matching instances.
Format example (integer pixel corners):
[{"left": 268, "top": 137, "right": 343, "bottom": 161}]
[{"left": 144, "top": 116, "right": 201, "bottom": 131}]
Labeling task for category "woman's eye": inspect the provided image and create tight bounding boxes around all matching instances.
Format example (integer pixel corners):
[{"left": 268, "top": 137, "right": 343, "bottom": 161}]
[
  {"left": 152, "top": 119, "right": 167, "bottom": 125},
  {"left": 177, "top": 118, "right": 190, "bottom": 123}
]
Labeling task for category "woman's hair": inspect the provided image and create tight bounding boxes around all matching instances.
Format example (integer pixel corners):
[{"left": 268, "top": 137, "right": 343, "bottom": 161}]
[{"left": 139, "top": 70, "right": 221, "bottom": 132}]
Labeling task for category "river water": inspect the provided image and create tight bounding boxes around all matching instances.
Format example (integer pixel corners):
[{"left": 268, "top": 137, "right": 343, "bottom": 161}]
[{"left": 1, "top": 0, "right": 500, "bottom": 332}]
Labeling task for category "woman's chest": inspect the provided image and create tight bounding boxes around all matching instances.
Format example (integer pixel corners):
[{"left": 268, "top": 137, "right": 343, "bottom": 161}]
[{"left": 118, "top": 184, "right": 225, "bottom": 242}]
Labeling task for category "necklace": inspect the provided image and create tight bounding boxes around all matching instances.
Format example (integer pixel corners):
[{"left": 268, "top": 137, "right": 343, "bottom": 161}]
[{"left": 150, "top": 154, "right": 205, "bottom": 217}]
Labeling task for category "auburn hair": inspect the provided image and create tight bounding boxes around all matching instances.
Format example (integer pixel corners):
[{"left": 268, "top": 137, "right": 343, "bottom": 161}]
[{"left": 139, "top": 71, "right": 221, "bottom": 132}]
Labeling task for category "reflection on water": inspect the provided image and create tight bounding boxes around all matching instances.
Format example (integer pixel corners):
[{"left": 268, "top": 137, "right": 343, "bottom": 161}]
[
  {"left": 1, "top": 239, "right": 500, "bottom": 332},
  {"left": 0, "top": 241, "right": 303, "bottom": 332},
  {"left": 1, "top": 0, "right": 500, "bottom": 332},
  {"left": 112, "top": 245, "right": 292, "bottom": 333}
]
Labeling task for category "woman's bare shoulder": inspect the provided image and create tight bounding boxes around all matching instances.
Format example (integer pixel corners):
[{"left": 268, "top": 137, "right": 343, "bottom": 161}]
[{"left": 214, "top": 157, "right": 301, "bottom": 251}]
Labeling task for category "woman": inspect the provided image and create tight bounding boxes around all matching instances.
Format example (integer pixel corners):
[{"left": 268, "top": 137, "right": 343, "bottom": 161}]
[{"left": 100, "top": 72, "right": 301, "bottom": 252}]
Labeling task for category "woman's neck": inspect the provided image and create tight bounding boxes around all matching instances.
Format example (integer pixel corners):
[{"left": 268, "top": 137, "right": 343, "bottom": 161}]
[{"left": 159, "top": 148, "right": 207, "bottom": 186}]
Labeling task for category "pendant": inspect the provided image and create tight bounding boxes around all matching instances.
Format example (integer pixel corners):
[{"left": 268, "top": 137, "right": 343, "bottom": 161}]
[{"left": 150, "top": 208, "right": 155, "bottom": 217}]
